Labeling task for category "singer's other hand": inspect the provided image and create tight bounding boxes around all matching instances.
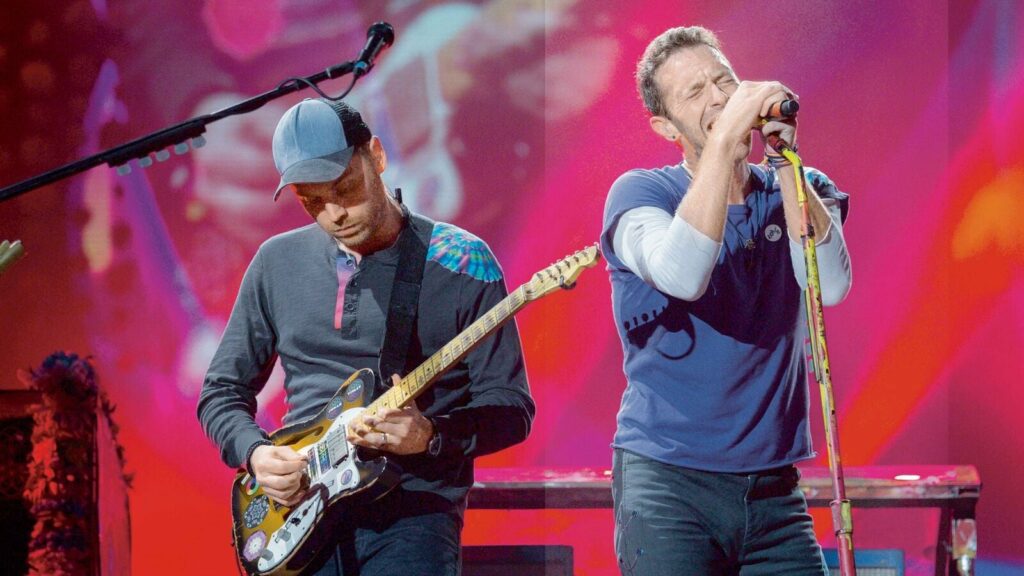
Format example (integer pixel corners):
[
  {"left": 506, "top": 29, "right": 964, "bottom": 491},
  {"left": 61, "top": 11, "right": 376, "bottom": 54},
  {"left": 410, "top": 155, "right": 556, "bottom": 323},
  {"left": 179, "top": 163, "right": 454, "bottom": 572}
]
[{"left": 760, "top": 116, "right": 797, "bottom": 154}]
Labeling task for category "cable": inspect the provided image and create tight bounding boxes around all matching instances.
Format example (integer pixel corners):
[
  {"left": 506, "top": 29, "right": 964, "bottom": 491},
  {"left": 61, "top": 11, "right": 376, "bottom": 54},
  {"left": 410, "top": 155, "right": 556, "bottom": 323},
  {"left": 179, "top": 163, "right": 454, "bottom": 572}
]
[{"left": 277, "top": 73, "right": 359, "bottom": 102}]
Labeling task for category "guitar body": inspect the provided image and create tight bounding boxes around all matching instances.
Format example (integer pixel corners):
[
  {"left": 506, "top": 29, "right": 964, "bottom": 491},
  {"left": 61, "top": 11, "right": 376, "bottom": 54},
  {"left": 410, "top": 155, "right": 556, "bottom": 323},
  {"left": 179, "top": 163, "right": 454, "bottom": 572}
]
[{"left": 230, "top": 368, "right": 400, "bottom": 576}]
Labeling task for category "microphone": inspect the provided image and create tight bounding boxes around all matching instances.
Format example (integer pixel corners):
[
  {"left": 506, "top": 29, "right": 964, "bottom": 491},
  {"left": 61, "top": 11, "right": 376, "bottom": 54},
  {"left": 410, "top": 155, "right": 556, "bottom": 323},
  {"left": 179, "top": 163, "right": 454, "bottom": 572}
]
[
  {"left": 760, "top": 100, "right": 799, "bottom": 154},
  {"left": 353, "top": 22, "right": 395, "bottom": 78},
  {"left": 766, "top": 99, "right": 799, "bottom": 118}
]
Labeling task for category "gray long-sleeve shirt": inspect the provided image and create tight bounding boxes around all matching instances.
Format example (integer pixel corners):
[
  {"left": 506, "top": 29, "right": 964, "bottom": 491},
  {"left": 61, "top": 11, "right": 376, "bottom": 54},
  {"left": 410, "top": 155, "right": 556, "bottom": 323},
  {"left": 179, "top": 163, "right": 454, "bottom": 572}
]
[{"left": 197, "top": 214, "right": 534, "bottom": 509}]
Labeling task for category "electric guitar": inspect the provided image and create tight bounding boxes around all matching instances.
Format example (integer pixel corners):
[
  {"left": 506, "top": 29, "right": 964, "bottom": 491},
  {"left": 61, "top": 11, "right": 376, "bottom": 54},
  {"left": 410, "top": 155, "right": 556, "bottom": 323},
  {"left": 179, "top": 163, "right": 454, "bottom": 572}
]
[{"left": 230, "top": 245, "right": 601, "bottom": 575}]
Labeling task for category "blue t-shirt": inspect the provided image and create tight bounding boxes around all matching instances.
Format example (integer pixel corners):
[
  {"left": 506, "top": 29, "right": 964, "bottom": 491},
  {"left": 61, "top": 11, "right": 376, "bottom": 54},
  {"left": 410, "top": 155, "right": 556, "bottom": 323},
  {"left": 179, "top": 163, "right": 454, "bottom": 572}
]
[{"left": 600, "top": 163, "right": 848, "bottom": 472}]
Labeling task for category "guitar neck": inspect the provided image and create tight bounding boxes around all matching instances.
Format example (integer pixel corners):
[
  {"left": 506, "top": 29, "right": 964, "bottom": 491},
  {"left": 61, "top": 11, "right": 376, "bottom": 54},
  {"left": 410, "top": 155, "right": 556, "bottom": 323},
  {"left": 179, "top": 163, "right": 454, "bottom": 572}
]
[{"left": 367, "top": 284, "right": 530, "bottom": 412}]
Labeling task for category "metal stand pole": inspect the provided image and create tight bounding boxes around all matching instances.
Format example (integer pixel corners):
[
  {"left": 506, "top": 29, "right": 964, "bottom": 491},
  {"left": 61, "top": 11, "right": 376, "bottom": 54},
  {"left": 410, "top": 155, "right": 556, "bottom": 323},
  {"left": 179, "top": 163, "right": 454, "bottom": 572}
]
[{"left": 769, "top": 135, "right": 857, "bottom": 576}]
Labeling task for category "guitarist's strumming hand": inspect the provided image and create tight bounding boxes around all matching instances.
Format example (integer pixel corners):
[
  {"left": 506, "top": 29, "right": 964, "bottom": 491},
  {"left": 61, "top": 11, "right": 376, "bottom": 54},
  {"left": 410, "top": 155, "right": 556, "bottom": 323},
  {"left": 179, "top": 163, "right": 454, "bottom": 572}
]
[
  {"left": 250, "top": 445, "right": 309, "bottom": 507},
  {"left": 347, "top": 375, "right": 435, "bottom": 455}
]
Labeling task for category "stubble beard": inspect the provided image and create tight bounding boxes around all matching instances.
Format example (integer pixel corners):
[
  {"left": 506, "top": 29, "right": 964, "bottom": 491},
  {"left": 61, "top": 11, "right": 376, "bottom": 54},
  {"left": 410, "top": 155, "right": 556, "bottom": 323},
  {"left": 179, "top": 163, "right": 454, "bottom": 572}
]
[{"left": 346, "top": 179, "right": 400, "bottom": 255}]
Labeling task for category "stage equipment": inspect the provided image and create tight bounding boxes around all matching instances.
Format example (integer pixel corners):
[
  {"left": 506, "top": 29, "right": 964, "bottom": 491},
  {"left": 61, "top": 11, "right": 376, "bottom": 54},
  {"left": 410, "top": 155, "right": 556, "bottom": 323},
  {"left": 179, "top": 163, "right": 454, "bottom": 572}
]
[
  {"left": 354, "top": 22, "right": 395, "bottom": 77},
  {"left": 469, "top": 465, "right": 980, "bottom": 576},
  {"left": 0, "top": 389, "right": 40, "bottom": 574},
  {"left": 1, "top": 352, "right": 131, "bottom": 575},
  {"left": 765, "top": 125, "right": 857, "bottom": 576},
  {"left": 0, "top": 22, "right": 395, "bottom": 203},
  {"left": 767, "top": 98, "right": 799, "bottom": 118}
]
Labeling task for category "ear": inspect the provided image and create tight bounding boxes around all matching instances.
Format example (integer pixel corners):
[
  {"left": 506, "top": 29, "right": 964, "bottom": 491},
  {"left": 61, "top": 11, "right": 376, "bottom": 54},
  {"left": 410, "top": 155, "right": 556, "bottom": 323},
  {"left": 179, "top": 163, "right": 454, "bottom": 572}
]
[
  {"left": 649, "top": 115, "right": 679, "bottom": 143},
  {"left": 368, "top": 136, "right": 387, "bottom": 174}
]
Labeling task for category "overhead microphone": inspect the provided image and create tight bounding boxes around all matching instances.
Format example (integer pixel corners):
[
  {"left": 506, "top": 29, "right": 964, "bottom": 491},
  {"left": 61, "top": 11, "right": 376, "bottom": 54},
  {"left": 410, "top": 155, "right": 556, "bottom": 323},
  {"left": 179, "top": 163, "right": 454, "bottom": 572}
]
[{"left": 353, "top": 22, "right": 395, "bottom": 78}]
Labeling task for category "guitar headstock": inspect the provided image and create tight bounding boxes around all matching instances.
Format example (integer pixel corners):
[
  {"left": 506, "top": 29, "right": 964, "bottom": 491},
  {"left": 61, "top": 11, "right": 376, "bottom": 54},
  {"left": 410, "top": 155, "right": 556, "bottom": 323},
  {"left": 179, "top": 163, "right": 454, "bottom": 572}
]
[{"left": 524, "top": 244, "right": 601, "bottom": 301}]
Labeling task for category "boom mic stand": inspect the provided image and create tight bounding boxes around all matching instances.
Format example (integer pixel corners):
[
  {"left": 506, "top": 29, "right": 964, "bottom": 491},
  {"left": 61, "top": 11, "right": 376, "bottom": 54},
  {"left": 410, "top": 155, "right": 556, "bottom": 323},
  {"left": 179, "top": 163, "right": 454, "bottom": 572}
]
[{"left": 0, "top": 22, "right": 394, "bottom": 204}]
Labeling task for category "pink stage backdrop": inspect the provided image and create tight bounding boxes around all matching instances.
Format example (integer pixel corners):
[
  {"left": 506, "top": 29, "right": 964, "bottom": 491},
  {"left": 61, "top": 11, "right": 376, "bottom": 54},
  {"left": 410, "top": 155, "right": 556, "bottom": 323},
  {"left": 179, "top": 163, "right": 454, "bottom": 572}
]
[{"left": 1, "top": 1, "right": 1022, "bottom": 574}]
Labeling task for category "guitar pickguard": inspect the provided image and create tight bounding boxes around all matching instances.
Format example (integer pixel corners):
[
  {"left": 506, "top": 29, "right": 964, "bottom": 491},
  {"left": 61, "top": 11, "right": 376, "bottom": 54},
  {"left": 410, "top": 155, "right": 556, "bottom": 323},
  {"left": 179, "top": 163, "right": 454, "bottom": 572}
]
[{"left": 232, "top": 369, "right": 400, "bottom": 576}]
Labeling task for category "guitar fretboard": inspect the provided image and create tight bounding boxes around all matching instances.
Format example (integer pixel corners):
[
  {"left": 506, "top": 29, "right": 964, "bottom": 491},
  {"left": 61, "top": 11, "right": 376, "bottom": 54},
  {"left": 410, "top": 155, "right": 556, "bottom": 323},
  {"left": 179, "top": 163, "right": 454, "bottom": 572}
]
[{"left": 367, "top": 283, "right": 530, "bottom": 413}]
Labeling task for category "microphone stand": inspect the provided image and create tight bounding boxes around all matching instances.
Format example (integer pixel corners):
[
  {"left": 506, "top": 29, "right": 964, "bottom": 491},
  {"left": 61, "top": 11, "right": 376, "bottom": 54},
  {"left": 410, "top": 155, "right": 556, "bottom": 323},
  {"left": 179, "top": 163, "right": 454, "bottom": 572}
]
[
  {"left": 0, "top": 61, "right": 362, "bottom": 203},
  {"left": 767, "top": 134, "right": 857, "bottom": 576}
]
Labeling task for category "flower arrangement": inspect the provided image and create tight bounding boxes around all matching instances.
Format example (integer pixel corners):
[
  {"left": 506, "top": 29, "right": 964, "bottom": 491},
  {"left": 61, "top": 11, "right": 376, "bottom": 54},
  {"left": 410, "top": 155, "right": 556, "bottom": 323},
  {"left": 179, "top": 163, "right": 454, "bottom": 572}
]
[{"left": 18, "top": 352, "right": 130, "bottom": 575}]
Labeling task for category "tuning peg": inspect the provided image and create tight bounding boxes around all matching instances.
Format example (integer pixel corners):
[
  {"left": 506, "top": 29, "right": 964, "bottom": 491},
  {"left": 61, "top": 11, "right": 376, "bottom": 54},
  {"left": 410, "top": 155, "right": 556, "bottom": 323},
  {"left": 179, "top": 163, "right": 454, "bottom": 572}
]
[
  {"left": 174, "top": 142, "right": 190, "bottom": 155},
  {"left": 115, "top": 164, "right": 132, "bottom": 175},
  {"left": 155, "top": 149, "right": 171, "bottom": 162},
  {"left": 191, "top": 135, "right": 207, "bottom": 149},
  {"left": 139, "top": 155, "right": 154, "bottom": 168}
]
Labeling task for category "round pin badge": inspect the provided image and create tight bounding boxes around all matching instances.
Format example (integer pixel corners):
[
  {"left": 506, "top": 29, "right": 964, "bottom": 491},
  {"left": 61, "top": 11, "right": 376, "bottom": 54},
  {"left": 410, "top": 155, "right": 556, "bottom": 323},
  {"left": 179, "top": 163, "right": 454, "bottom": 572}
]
[{"left": 765, "top": 224, "right": 783, "bottom": 242}]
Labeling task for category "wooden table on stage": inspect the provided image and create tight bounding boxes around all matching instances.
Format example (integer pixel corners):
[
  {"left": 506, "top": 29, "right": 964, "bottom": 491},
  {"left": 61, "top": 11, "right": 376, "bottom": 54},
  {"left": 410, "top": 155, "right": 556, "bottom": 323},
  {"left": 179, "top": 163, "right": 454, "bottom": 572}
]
[{"left": 469, "top": 465, "right": 980, "bottom": 576}]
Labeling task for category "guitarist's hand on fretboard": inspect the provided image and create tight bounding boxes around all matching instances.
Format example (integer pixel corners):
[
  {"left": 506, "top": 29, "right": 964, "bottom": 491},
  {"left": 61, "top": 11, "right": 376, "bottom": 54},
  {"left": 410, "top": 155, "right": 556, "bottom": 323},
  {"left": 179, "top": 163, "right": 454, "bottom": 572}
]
[
  {"left": 347, "top": 376, "right": 435, "bottom": 456},
  {"left": 250, "top": 444, "right": 310, "bottom": 507}
]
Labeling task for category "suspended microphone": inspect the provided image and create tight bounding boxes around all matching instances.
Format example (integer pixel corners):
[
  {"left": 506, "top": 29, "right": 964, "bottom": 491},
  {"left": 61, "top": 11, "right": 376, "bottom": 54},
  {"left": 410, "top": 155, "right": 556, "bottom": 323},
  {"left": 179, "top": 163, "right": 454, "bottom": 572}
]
[{"left": 354, "top": 22, "right": 395, "bottom": 78}]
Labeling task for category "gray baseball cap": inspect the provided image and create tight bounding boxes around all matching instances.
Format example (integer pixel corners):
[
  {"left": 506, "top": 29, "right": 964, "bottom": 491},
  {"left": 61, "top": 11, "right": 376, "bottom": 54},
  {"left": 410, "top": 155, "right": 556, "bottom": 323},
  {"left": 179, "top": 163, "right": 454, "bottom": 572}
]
[{"left": 271, "top": 98, "right": 372, "bottom": 200}]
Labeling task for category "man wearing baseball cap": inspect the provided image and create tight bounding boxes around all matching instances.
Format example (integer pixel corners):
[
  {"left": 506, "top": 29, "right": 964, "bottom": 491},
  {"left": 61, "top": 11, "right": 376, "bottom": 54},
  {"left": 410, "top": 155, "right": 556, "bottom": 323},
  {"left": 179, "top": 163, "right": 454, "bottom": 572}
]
[{"left": 198, "top": 97, "right": 534, "bottom": 575}]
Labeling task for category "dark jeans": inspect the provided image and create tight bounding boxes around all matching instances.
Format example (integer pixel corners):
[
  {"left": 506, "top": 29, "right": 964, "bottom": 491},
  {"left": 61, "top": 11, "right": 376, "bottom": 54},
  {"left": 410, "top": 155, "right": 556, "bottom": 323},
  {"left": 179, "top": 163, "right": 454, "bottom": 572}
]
[
  {"left": 309, "top": 489, "right": 463, "bottom": 576},
  {"left": 612, "top": 449, "right": 827, "bottom": 576}
]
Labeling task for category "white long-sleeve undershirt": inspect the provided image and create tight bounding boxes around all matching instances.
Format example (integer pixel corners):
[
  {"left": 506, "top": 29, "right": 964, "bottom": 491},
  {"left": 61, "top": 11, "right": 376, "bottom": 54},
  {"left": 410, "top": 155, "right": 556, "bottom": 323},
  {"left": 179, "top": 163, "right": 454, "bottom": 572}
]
[{"left": 612, "top": 197, "right": 851, "bottom": 304}]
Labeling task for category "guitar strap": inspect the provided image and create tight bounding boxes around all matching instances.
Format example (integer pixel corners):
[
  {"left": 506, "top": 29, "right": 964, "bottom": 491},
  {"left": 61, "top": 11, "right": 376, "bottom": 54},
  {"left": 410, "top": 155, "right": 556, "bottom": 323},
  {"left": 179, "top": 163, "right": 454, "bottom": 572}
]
[{"left": 375, "top": 203, "right": 434, "bottom": 399}]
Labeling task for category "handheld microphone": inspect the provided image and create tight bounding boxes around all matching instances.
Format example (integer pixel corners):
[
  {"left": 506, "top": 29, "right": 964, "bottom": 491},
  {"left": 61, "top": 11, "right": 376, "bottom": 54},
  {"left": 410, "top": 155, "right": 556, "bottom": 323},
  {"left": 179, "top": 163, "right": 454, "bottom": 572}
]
[
  {"left": 354, "top": 22, "right": 395, "bottom": 78},
  {"left": 766, "top": 99, "right": 799, "bottom": 118},
  {"left": 760, "top": 99, "right": 799, "bottom": 154}
]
